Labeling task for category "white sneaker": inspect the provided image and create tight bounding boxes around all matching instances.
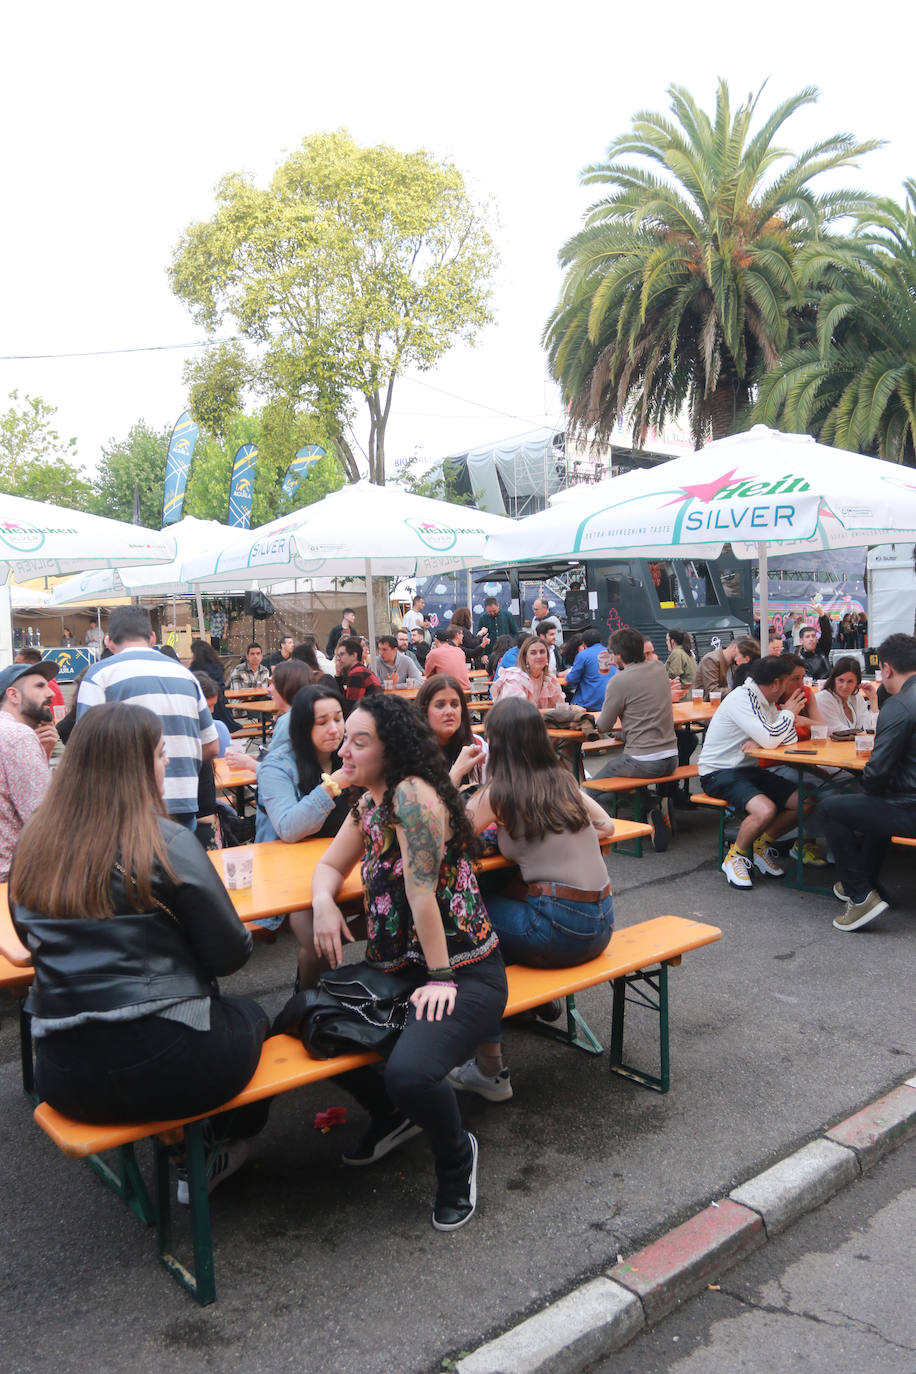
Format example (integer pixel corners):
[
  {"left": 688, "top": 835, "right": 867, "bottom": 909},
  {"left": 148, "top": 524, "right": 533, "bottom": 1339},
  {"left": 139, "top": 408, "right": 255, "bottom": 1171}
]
[
  {"left": 176, "top": 1139, "right": 249, "bottom": 1205},
  {"left": 448, "top": 1057, "right": 513, "bottom": 1102},
  {"left": 721, "top": 849, "right": 753, "bottom": 889},
  {"left": 752, "top": 842, "right": 785, "bottom": 878}
]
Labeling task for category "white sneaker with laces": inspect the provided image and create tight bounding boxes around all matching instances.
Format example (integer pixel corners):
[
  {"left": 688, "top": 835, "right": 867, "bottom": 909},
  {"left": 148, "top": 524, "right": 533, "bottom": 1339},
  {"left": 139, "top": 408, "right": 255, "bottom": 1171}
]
[
  {"left": 176, "top": 1139, "right": 249, "bottom": 1205},
  {"left": 448, "top": 1057, "right": 513, "bottom": 1102},
  {"left": 721, "top": 848, "right": 753, "bottom": 889},
  {"left": 752, "top": 842, "right": 785, "bottom": 878}
]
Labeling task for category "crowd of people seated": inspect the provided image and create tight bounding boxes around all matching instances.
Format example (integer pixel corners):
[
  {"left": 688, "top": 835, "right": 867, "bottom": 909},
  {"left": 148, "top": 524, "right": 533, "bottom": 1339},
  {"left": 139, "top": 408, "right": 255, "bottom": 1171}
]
[{"left": 5, "top": 596, "right": 914, "bottom": 1235}]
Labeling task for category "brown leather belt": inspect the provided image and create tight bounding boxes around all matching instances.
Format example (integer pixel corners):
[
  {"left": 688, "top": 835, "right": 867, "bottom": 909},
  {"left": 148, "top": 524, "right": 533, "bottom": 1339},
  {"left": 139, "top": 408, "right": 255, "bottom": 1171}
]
[{"left": 505, "top": 878, "right": 612, "bottom": 903}]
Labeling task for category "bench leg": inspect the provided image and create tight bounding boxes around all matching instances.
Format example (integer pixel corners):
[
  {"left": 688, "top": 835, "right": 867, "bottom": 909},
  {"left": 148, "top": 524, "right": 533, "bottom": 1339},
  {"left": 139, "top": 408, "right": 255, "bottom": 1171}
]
[
  {"left": 83, "top": 1144, "right": 157, "bottom": 1225},
  {"left": 521, "top": 993, "right": 603, "bottom": 1055},
  {"left": 609, "top": 963, "right": 670, "bottom": 1093},
  {"left": 154, "top": 1122, "right": 216, "bottom": 1306}
]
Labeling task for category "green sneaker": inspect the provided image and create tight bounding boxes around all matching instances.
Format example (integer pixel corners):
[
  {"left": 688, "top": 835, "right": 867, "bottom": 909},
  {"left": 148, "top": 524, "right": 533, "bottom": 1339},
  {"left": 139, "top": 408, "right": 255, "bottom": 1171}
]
[{"left": 833, "top": 890, "right": 888, "bottom": 932}]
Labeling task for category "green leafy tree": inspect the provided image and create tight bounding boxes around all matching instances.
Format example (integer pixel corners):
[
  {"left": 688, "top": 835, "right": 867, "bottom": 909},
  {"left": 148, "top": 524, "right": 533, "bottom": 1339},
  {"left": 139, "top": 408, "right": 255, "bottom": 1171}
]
[
  {"left": 0, "top": 390, "right": 93, "bottom": 508},
  {"left": 170, "top": 130, "right": 497, "bottom": 484},
  {"left": 755, "top": 181, "right": 916, "bottom": 462},
  {"left": 92, "top": 421, "right": 170, "bottom": 527},
  {"left": 183, "top": 408, "right": 344, "bottom": 524},
  {"left": 392, "top": 454, "right": 477, "bottom": 507},
  {"left": 545, "top": 82, "right": 879, "bottom": 446}
]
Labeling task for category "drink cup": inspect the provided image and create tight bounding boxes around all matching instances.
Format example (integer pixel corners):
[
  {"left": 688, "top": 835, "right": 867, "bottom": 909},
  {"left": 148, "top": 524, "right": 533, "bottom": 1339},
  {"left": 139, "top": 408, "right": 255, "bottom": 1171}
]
[
  {"left": 597, "top": 650, "right": 612, "bottom": 674},
  {"left": 691, "top": 688, "right": 704, "bottom": 702},
  {"left": 223, "top": 846, "right": 254, "bottom": 890},
  {"left": 803, "top": 676, "right": 813, "bottom": 688},
  {"left": 855, "top": 732, "right": 873, "bottom": 756},
  {"left": 811, "top": 724, "right": 828, "bottom": 746},
  {"left": 709, "top": 691, "right": 722, "bottom": 707},
  {"left": 52, "top": 704, "right": 68, "bottom": 723}
]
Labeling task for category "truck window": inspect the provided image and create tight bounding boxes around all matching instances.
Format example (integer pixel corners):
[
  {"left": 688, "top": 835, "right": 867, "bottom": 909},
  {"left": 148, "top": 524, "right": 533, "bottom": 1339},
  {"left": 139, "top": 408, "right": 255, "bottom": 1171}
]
[
  {"left": 648, "top": 561, "right": 688, "bottom": 609},
  {"left": 680, "top": 560, "right": 718, "bottom": 607}
]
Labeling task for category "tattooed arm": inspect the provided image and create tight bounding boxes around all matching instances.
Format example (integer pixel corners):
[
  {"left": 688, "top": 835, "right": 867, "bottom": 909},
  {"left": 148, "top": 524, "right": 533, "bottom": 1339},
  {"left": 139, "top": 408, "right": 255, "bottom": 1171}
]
[{"left": 393, "top": 777, "right": 455, "bottom": 1020}]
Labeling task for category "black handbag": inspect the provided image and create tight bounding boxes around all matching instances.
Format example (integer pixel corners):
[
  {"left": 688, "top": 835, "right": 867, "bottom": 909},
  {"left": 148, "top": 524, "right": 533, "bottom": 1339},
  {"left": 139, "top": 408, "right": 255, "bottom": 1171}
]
[{"left": 270, "top": 961, "right": 421, "bottom": 1058}]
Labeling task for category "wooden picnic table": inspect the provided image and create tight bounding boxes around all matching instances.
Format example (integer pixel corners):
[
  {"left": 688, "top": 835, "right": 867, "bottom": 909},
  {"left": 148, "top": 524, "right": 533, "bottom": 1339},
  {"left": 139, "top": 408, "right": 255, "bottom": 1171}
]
[
  {"left": 225, "top": 687, "right": 271, "bottom": 701},
  {"left": 0, "top": 825, "right": 651, "bottom": 961},
  {"left": 745, "top": 738, "right": 869, "bottom": 892}
]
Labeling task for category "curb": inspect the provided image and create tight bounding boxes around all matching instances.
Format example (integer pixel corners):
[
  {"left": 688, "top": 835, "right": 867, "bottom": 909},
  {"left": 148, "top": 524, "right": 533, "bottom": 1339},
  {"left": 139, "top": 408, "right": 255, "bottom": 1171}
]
[{"left": 452, "top": 1077, "right": 916, "bottom": 1374}]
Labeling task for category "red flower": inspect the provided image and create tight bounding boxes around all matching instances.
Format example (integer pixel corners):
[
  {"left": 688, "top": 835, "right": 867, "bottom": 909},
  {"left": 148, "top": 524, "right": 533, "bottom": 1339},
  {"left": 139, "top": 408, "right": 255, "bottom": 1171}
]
[{"left": 313, "top": 1106, "right": 348, "bottom": 1133}]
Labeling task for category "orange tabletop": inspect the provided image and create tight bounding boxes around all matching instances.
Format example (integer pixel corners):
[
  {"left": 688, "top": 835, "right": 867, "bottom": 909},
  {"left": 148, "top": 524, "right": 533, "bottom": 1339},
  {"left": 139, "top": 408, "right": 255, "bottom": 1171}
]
[
  {"left": 0, "top": 890, "right": 30, "bottom": 965},
  {"left": 213, "top": 756, "right": 258, "bottom": 789},
  {"left": 225, "top": 687, "right": 271, "bottom": 701},
  {"left": 673, "top": 700, "right": 717, "bottom": 725},
  {"left": 0, "top": 825, "right": 640, "bottom": 964},
  {"left": 747, "top": 739, "right": 869, "bottom": 771},
  {"left": 237, "top": 700, "right": 278, "bottom": 715}
]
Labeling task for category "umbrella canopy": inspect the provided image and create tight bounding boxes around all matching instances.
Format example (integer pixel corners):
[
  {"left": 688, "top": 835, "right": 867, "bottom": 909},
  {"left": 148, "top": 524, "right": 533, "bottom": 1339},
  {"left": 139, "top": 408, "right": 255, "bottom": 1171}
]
[
  {"left": 180, "top": 482, "right": 516, "bottom": 653},
  {"left": 181, "top": 483, "right": 515, "bottom": 586},
  {"left": 48, "top": 516, "right": 244, "bottom": 606},
  {"left": 483, "top": 426, "right": 916, "bottom": 638},
  {"left": 0, "top": 494, "right": 175, "bottom": 582}
]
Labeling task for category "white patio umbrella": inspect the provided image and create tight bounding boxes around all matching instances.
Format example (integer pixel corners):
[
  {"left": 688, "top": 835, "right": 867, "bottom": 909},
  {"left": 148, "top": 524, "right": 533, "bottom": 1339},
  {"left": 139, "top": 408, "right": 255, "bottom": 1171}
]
[
  {"left": 48, "top": 516, "right": 245, "bottom": 635},
  {"left": 181, "top": 482, "right": 516, "bottom": 650},
  {"left": 483, "top": 425, "right": 916, "bottom": 639},
  {"left": 0, "top": 494, "right": 174, "bottom": 581}
]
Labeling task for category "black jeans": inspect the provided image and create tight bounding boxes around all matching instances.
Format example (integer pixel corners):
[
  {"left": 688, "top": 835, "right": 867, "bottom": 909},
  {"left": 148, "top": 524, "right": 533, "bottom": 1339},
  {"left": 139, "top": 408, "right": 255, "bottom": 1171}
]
[
  {"left": 820, "top": 793, "right": 916, "bottom": 902},
  {"left": 35, "top": 993, "right": 271, "bottom": 1137},
  {"left": 342, "top": 952, "right": 508, "bottom": 1167}
]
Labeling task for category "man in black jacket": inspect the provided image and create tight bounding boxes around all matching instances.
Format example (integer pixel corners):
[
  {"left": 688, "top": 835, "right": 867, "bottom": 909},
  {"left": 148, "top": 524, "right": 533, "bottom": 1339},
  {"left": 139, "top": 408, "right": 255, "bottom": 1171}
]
[
  {"left": 798, "top": 625, "right": 831, "bottom": 680},
  {"left": 821, "top": 633, "right": 916, "bottom": 931}
]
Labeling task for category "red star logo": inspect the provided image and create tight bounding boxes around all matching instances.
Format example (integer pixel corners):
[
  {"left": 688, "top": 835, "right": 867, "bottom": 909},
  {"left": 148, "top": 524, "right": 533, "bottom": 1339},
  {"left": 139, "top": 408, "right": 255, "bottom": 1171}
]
[{"left": 660, "top": 468, "right": 744, "bottom": 506}]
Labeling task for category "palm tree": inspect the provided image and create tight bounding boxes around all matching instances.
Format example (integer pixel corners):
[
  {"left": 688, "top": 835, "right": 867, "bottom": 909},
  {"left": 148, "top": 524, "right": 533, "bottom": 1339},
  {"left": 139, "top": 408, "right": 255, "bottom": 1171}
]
[
  {"left": 545, "top": 82, "right": 879, "bottom": 447},
  {"left": 755, "top": 182, "right": 916, "bottom": 463}
]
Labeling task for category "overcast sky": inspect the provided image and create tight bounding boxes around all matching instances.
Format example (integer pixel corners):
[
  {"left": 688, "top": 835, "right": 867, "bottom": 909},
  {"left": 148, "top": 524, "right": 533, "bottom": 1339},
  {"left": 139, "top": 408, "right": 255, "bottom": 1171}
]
[{"left": 2, "top": 1, "right": 913, "bottom": 483}]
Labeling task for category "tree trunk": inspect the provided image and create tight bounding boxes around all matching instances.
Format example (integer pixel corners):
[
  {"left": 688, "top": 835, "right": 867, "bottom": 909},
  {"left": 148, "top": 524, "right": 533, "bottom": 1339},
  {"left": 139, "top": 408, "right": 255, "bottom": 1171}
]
[
  {"left": 707, "top": 379, "right": 751, "bottom": 441},
  {"left": 333, "top": 433, "right": 361, "bottom": 484}
]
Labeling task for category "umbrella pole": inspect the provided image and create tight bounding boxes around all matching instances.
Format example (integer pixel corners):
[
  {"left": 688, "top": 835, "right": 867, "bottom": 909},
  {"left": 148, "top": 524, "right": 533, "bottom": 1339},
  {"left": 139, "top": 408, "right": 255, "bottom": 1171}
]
[
  {"left": 364, "top": 560, "right": 377, "bottom": 663},
  {"left": 195, "top": 588, "right": 206, "bottom": 643},
  {"left": 757, "top": 542, "right": 769, "bottom": 648}
]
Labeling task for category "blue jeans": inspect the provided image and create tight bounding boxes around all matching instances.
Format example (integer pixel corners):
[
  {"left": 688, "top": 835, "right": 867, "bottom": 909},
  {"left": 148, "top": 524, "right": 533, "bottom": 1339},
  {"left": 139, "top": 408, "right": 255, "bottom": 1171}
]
[{"left": 483, "top": 888, "right": 613, "bottom": 1039}]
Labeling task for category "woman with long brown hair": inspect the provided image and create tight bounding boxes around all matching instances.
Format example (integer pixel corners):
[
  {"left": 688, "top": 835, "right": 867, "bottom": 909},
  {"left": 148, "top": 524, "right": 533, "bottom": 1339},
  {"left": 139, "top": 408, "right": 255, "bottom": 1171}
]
[
  {"left": 10, "top": 703, "right": 269, "bottom": 1194},
  {"left": 450, "top": 696, "right": 614, "bottom": 1103},
  {"left": 414, "top": 673, "right": 487, "bottom": 789}
]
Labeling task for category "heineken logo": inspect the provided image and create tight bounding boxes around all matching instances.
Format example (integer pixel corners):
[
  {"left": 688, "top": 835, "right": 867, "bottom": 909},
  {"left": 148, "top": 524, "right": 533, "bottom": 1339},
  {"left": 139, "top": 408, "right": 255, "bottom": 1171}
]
[
  {"left": 0, "top": 520, "right": 76, "bottom": 553},
  {"left": 405, "top": 518, "right": 488, "bottom": 552}
]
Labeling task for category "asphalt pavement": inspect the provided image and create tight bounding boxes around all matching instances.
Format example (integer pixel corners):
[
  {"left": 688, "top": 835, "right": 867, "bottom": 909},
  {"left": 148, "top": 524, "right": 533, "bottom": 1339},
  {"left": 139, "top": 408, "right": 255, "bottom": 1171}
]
[
  {"left": 592, "top": 1135, "right": 916, "bottom": 1373},
  {"left": 1, "top": 804, "right": 914, "bottom": 1373}
]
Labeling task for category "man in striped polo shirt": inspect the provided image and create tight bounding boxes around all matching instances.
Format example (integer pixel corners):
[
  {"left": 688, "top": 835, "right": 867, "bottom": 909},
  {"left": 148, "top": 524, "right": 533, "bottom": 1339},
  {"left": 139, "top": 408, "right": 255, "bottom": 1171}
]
[{"left": 76, "top": 606, "right": 218, "bottom": 830}]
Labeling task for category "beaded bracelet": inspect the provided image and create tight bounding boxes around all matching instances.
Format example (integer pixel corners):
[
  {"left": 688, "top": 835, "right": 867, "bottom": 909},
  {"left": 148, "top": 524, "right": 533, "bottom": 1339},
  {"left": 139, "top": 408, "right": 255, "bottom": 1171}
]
[
  {"left": 426, "top": 978, "right": 456, "bottom": 988},
  {"left": 427, "top": 966, "right": 453, "bottom": 979}
]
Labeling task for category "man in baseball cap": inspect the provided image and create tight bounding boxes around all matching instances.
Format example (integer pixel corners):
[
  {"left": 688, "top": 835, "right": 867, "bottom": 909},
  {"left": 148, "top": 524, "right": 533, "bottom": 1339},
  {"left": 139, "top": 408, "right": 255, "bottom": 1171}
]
[{"left": 0, "top": 660, "right": 59, "bottom": 879}]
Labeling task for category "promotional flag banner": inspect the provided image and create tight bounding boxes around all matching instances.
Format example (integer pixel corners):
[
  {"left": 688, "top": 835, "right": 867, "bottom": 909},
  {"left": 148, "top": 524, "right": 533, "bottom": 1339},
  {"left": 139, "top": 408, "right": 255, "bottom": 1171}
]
[
  {"left": 281, "top": 445, "right": 326, "bottom": 502},
  {"left": 227, "top": 443, "right": 258, "bottom": 528},
  {"left": 161, "top": 411, "right": 199, "bottom": 525}
]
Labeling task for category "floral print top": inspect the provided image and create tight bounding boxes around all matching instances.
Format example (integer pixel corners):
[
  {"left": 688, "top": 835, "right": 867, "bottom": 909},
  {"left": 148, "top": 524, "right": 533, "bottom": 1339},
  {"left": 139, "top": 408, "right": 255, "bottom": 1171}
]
[{"left": 359, "top": 797, "right": 498, "bottom": 972}]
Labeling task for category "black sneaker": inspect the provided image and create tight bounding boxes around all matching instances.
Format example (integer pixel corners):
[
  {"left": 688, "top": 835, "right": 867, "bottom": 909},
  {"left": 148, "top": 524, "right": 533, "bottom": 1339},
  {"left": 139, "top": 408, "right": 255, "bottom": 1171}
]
[
  {"left": 432, "top": 1132, "right": 478, "bottom": 1232},
  {"left": 648, "top": 803, "right": 670, "bottom": 852},
  {"left": 341, "top": 1114, "right": 422, "bottom": 1167}
]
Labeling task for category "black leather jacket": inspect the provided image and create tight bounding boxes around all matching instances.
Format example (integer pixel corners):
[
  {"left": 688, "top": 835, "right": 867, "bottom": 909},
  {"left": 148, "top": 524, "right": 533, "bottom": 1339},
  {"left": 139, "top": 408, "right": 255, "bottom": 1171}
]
[
  {"left": 862, "top": 675, "right": 916, "bottom": 799},
  {"left": 12, "top": 819, "right": 252, "bottom": 1020}
]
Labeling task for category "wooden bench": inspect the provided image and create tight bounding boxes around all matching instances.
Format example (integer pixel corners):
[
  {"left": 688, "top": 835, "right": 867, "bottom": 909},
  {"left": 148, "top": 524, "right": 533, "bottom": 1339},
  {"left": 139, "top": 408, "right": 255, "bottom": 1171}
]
[
  {"left": 690, "top": 793, "right": 731, "bottom": 866},
  {"left": 31, "top": 915, "right": 722, "bottom": 1306},
  {"left": 583, "top": 766, "right": 699, "bottom": 855},
  {"left": 1, "top": 953, "right": 34, "bottom": 1095}
]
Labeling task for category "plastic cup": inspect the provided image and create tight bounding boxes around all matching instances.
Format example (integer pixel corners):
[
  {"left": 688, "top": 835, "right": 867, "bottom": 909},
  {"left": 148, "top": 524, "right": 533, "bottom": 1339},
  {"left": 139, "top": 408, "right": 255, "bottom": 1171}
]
[
  {"left": 803, "top": 676, "right": 813, "bottom": 688},
  {"left": 855, "top": 732, "right": 873, "bottom": 756},
  {"left": 811, "top": 724, "right": 828, "bottom": 746},
  {"left": 691, "top": 688, "right": 704, "bottom": 702},
  {"left": 223, "top": 846, "right": 254, "bottom": 890},
  {"left": 597, "top": 650, "right": 612, "bottom": 674},
  {"left": 52, "top": 704, "right": 68, "bottom": 723},
  {"left": 709, "top": 691, "right": 722, "bottom": 707}
]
